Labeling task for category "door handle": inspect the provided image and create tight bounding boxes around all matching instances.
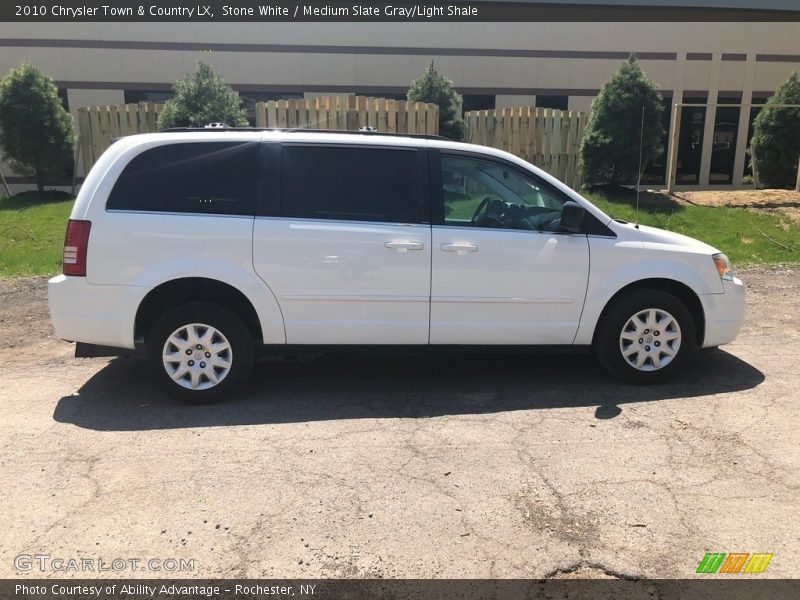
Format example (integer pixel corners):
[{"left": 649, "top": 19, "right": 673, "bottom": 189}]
[
  {"left": 440, "top": 242, "right": 479, "bottom": 254},
  {"left": 385, "top": 240, "right": 424, "bottom": 252}
]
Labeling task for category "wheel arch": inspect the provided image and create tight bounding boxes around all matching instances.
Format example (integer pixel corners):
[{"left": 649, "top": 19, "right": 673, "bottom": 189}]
[
  {"left": 591, "top": 278, "right": 705, "bottom": 347},
  {"left": 135, "top": 278, "right": 264, "bottom": 347}
]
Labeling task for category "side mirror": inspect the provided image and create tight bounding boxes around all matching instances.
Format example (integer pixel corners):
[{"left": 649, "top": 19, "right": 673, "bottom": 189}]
[{"left": 560, "top": 201, "right": 586, "bottom": 233}]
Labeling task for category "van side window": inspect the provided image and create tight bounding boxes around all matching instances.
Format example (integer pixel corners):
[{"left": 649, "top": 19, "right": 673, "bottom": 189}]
[
  {"left": 441, "top": 154, "right": 567, "bottom": 232},
  {"left": 107, "top": 142, "right": 259, "bottom": 215},
  {"left": 281, "top": 146, "right": 418, "bottom": 223}
]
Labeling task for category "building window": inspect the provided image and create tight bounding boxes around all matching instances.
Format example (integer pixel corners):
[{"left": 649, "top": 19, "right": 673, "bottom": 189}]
[
  {"left": 238, "top": 91, "right": 303, "bottom": 125},
  {"left": 57, "top": 88, "right": 69, "bottom": 111},
  {"left": 124, "top": 90, "right": 174, "bottom": 104},
  {"left": 51, "top": 89, "right": 74, "bottom": 178},
  {"left": 462, "top": 95, "right": 496, "bottom": 112},
  {"left": 536, "top": 95, "right": 568, "bottom": 111},
  {"left": 365, "top": 92, "right": 407, "bottom": 101},
  {"left": 641, "top": 96, "right": 673, "bottom": 186},
  {"left": 744, "top": 96, "right": 769, "bottom": 179}
]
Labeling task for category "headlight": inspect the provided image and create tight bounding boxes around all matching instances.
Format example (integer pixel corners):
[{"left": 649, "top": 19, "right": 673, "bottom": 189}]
[{"left": 712, "top": 253, "right": 732, "bottom": 280}]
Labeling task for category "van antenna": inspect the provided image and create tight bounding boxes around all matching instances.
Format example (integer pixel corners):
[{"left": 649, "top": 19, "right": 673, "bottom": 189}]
[{"left": 635, "top": 106, "right": 645, "bottom": 229}]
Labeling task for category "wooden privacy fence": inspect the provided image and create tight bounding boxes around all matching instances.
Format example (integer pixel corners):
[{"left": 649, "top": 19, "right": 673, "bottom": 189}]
[
  {"left": 76, "top": 96, "right": 438, "bottom": 172},
  {"left": 77, "top": 102, "right": 162, "bottom": 172},
  {"left": 465, "top": 107, "right": 587, "bottom": 189},
  {"left": 254, "top": 96, "right": 438, "bottom": 135}
]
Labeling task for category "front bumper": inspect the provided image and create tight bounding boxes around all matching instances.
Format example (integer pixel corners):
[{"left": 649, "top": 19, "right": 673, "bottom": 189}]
[
  {"left": 699, "top": 276, "right": 745, "bottom": 348},
  {"left": 48, "top": 275, "right": 140, "bottom": 350}
]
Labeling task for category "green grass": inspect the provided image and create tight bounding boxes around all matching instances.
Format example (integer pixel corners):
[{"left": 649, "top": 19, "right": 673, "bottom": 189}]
[
  {"left": 584, "top": 188, "right": 799, "bottom": 267},
  {"left": 446, "top": 195, "right": 483, "bottom": 221},
  {"left": 0, "top": 191, "right": 74, "bottom": 277}
]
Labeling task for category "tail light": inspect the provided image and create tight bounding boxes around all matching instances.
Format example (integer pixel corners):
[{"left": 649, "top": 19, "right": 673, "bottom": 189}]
[{"left": 63, "top": 219, "right": 91, "bottom": 276}]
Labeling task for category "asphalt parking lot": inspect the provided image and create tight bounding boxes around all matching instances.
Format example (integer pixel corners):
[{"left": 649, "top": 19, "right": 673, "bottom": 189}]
[{"left": 1, "top": 266, "right": 798, "bottom": 579}]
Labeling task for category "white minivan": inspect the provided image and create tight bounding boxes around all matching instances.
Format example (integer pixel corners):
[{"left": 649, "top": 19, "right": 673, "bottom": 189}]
[{"left": 48, "top": 129, "right": 745, "bottom": 402}]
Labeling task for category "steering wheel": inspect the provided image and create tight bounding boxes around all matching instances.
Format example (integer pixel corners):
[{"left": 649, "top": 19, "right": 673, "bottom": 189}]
[
  {"left": 471, "top": 196, "right": 492, "bottom": 225},
  {"left": 472, "top": 196, "right": 507, "bottom": 228}
]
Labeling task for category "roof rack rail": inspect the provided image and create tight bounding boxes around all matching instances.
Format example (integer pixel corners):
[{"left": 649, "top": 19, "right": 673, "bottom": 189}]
[{"left": 158, "top": 126, "right": 450, "bottom": 141}]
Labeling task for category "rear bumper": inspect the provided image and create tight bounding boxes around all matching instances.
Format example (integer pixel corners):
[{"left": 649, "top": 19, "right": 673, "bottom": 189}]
[
  {"left": 48, "top": 275, "right": 140, "bottom": 350},
  {"left": 700, "top": 276, "right": 745, "bottom": 348}
]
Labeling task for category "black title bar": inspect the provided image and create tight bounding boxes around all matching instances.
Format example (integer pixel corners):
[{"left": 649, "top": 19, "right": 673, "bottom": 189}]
[
  {"left": 3, "top": 1, "right": 800, "bottom": 22},
  {"left": 4, "top": 579, "right": 800, "bottom": 599}
]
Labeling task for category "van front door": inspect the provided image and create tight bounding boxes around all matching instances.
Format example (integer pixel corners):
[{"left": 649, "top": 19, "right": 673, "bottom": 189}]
[{"left": 429, "top": 151, "right": 590, "bottom": 345}]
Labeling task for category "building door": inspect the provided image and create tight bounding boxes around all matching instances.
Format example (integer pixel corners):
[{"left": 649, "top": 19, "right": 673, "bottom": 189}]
[
  {"left": 710, "top": 96, "right": 742, "bottom": 184},
  {"left": 676, "top": 96, "right": 707, "bottom": 185}
]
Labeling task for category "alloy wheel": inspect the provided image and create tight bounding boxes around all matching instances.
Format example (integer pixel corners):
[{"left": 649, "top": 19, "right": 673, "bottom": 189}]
[
  {"left": 161, "top": 323, "right": 233, "bottom": 390},
  {"left": 619, "top": 308, "right": 682, "bottom": 372}
]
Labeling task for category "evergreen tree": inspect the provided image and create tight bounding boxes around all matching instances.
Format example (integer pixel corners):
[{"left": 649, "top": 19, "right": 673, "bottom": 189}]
[
  {"left": 0, "top": 62, "right": 75, "bottom": 192},
  {"left": 750, "top": 71, "right": 800, "bottom": 188},
  {"left": 158, "top": 62, "right": 248, "bottom": 129},
  {"left": 407, "top": 61, "right": 466, "bottom": 141},
  {"left": 580, "top": 55, "right": 665, "bottom": 186}
]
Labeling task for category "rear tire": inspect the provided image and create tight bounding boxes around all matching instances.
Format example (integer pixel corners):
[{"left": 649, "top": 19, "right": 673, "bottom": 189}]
[
  {"left": 595, "top": 289, "right": 696, "bottom": 383},
  {"left": 145, "top": 302, "right": 254, "bottom": 403}
]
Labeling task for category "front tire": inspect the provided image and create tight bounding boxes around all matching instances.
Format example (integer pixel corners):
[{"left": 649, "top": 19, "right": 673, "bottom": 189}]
[
  {"left": 145, "top": 302, "right": 254, "bottom": 403},
  {"left": 595, "top": 290, "right": 697, "bottom": 383}
]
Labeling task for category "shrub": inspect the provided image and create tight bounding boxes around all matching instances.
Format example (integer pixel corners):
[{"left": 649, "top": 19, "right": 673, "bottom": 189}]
[
  {"left": 158, "top": 62, "right": 248, "bottom": 129},
  {"left": 407, "top": 61, "right": 466, "bottom": 141},
  {"left": 0, "top": 62, "right": 75, "bottom": 192},
  {"left": 580, "top": 55, "right": 665, "bottom": 186},
  {"left": 750, "top": 71, "right": 800, "bottom": 188}
]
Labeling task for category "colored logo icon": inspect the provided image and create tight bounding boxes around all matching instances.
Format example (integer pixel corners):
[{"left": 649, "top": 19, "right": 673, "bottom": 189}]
[{"left": 696, "top": 553, "right": 773, "bottom": 574}]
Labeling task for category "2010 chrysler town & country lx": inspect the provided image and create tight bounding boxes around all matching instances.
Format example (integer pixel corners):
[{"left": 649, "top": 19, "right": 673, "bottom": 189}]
[{"left": 48, "top": 129, "right": 745, "bottom": 402}]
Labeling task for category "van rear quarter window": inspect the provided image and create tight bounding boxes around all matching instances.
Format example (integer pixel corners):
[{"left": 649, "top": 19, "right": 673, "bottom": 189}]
[
  {"left": 106, "top": 142, "right": 259, "bottom": 215},
  {"left": 281, "top": 145, "right": 418, "bottom": 223}
]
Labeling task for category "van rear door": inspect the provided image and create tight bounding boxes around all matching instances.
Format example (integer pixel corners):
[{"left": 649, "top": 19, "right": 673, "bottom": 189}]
[{"left": 252, "top": 140, "right": 432, "bottom": 345}]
